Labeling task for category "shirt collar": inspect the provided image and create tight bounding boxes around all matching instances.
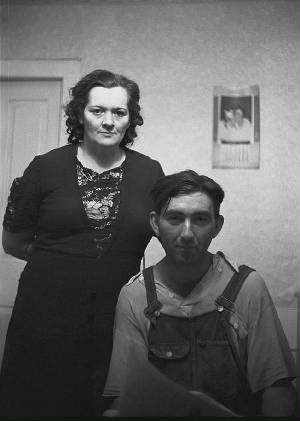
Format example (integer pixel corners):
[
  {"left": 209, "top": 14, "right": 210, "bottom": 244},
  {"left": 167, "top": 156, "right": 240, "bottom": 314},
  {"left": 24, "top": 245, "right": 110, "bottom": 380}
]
[
  {"left": 216, "top": 251, "right": 239, "bottom": 272},
  {"left": 153, "top": 252, "right": 239, "bottom": 298}
]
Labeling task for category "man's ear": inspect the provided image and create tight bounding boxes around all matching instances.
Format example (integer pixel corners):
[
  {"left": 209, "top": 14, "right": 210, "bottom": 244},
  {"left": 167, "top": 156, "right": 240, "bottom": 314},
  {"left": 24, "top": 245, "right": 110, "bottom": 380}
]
[
  {"left": 149, "top": 211, "right": 160, "bottom": 238},
  {"left": 213, "top": 215, "right": 224, "bottom": 238}
]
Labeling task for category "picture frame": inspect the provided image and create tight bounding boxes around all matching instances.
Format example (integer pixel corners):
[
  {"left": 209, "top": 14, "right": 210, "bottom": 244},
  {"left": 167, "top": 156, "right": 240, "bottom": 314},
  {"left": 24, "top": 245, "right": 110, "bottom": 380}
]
[{"left": 212, "top": 85, "right": 260, "bottom": 169}]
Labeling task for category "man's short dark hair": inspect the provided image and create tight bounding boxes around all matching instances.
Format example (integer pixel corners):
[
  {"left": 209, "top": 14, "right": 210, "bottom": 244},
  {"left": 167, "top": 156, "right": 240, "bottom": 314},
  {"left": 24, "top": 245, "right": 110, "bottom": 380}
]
[{"left": 151, "top": 170, "right": 225, "bottom": 217}]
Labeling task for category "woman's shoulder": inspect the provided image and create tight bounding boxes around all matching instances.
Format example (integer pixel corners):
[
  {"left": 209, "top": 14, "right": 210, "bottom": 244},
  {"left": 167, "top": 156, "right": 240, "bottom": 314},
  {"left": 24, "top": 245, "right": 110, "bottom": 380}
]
[
  {"left": 125, "top": 147, "right": 157, "bottom": 162},
  {"left": 125, "top": 148, "right": 162, "bottom": 169},
  {"left": 28, "top": 145, "right": 76, "bottom": 179},
  {"left": 31, "top": 145, "right": 76, "bottom": 173},
  {"left": 124, "top": 148, "right": 164, "bottom": 184},
  {"left": 37, "top": 144, "right": 76, "bottom": 162}
]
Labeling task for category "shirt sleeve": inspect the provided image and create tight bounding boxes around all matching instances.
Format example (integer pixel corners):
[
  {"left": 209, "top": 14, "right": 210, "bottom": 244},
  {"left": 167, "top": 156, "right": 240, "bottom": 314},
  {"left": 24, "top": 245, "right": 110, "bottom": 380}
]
[
  {"left": 238, "top": 273, "right": 297, "bottom": 393},
  {"left": 103, "top": 285, "right": 149, "bottom": 397},
  {"left": 3, "top": 157, "right": 42, "bottom": 233}
]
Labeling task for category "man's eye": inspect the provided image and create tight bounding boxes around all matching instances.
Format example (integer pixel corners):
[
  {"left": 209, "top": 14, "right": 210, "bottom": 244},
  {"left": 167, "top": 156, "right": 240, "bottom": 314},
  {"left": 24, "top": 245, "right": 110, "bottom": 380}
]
[
  {"left": 194, "top": 217, "right": 209, "bottom": 224},
  {"left": 167, "top": 217, "right": 181, "bottom": 224}
]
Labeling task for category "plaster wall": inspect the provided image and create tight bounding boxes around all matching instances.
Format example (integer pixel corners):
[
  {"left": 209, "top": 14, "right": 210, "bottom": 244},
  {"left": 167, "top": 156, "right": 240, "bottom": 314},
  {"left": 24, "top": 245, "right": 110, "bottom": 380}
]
[{"left": 1, "top": 0, "right": 299, "bottom": 306}]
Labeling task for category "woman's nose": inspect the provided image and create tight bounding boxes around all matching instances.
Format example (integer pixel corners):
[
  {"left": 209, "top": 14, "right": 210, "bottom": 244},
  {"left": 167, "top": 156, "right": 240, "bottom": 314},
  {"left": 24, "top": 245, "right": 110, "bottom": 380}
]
[{"left": 102, "top": 112, "right": 114, "bottom": 128}]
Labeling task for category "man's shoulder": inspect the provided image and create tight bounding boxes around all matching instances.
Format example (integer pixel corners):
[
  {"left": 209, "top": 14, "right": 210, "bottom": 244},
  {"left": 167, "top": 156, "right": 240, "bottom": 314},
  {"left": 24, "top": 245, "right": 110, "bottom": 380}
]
[
  {"left": 120, "top": 271, "right": 146, "bottom": 299},
  {"left": 215, "top": 253, "right": 271, "bottom": 336},
  {"left": 117, "top": 271, "right": 149, "bottom": 318},
  {"left": 216, "top": 251, "right": 267, "bottom": 297},
  {"left": 215, "top": 251, "right": 239, "bottom": 273},
  {"left": 124, "top": 271, "right": 144, "bottom": 287},
  {"left": 216, "top": 253, "right": 272, "bottom": 322}
]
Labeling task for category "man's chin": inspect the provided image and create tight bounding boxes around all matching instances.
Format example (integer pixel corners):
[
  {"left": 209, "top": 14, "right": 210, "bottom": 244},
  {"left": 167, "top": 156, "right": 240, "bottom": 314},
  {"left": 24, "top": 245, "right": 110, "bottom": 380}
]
[{"left": 175, "top": 252, "right": 198, "bottom": 264}]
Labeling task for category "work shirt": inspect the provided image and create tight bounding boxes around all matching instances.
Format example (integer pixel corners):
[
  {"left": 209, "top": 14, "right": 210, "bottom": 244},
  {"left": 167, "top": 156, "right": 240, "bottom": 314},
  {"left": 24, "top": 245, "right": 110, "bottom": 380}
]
[{"left": 103, "top": 253, "right": 296, "bottom": 397}]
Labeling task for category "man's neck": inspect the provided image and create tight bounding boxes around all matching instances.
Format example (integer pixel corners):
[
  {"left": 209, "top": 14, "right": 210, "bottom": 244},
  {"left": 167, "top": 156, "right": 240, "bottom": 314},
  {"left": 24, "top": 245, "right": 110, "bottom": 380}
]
[{"left": 154, "top": 253, "right": 213, "bottom": 298}]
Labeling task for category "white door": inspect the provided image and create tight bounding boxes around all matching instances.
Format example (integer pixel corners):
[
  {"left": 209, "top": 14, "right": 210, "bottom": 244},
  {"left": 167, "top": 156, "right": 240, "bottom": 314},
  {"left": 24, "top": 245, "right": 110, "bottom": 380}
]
[{"left": 0, "top": 79, "right": 62, "bottom": 366}]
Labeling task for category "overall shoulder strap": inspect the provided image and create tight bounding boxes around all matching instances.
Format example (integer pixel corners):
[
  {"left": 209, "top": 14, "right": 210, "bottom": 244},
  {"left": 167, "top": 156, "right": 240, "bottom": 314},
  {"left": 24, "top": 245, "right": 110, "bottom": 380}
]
[
  {"left": 143, "top": 266, "right": 162, "bottom": 324},
  {"left": 215, "top": 265, "right": 255, "bottom": 401},
  {"left": 215, "top": 265, "right": 255, "bottom": 311}
]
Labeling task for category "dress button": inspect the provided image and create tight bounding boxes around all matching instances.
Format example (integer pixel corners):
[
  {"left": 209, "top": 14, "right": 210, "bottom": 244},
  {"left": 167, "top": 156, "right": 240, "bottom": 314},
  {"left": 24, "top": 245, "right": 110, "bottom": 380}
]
[
  {"left": 217, "top": 267, "right": 222, "bottom": 272},
  {"left": 166, "top": 351, "right": 173, "bottom": 358},
  {"left": 233, "top": 322, "right": 239, "bottom": 329}
]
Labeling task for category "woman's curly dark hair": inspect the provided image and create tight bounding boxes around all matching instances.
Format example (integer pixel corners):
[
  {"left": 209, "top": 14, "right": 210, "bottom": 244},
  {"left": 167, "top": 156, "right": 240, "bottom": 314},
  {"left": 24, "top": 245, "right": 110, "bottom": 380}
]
[{"left": 65, "top": 69, "right": 144, "bottom": 146}]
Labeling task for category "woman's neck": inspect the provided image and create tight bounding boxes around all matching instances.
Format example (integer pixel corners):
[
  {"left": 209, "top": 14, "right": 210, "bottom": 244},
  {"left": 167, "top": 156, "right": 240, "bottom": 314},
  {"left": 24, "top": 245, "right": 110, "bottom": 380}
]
[{"left": 77, "top": 142, "right": 126, "bottom": 173}]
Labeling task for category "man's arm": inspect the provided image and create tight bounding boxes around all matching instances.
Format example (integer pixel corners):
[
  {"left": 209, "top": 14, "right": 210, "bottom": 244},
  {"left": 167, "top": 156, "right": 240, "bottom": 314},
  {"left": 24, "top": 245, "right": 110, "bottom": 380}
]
[
  {"left": 262, "top": 379, "right": 298, "bottom": 416},
  {"left": 103, "top": 282, "right": 149, "bottom": 399},
  {"left": 102, "top": 282, "right": 149, "bottom": 416},
  {"left": 234, "top": 272, "right": 298, "bottom": 416}
]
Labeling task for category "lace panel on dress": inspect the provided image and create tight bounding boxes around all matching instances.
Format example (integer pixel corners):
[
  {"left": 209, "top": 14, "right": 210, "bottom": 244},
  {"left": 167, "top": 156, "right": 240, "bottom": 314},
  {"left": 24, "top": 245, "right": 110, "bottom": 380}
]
[
  {"left": 3, "top": 178, "right": 22, "bottom": 231},
  {"left": 77, "top": 161, "right": 122, "bottom": 250},
  {"left": 3, "top": 175, "right": 40, "bottom": 233}
]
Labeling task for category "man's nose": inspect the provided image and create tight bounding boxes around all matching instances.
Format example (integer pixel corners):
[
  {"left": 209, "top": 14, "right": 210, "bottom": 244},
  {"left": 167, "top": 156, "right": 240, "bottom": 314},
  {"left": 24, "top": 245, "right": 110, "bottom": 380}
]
[
  {"left": 180, "top": 220, "right": 194, "bottom": 242},
  {"left": 102, "top": 112, "right": 114, "bottom": 129}
]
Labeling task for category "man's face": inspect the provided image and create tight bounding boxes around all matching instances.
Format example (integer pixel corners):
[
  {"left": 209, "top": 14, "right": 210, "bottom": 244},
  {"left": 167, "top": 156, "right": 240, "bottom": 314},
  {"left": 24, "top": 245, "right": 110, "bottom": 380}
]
[{"left": 150, "top": 192, "right": 224, "bottom": 265}]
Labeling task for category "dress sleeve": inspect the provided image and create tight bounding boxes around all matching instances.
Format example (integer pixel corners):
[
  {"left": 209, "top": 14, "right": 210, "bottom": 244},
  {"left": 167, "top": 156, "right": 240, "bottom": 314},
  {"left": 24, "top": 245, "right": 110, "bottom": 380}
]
[
  {"left": 103, "top": 285, "right": 149, "bottom": 397},
  {"left": 3, "top": 156, "right": 42, "bottom": 233},
  {"left": 241, "top": 273, "right": 297, "bottom": 393},
  {"left": 154, "top": 159, "right": 164, "bottom": 180}
]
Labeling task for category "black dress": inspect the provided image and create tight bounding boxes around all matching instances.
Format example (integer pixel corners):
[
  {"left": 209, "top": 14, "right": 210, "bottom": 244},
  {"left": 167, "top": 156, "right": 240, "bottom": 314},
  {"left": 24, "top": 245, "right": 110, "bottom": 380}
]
[{"left": 0, "top": 144, "right": 164, "bottom": 420}]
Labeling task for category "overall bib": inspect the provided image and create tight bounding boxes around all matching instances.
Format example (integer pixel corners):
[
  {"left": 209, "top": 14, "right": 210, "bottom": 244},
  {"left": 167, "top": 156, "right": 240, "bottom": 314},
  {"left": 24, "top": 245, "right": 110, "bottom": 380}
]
[{"left": 143, "top": 265, "right": 260, "bottom": 416}]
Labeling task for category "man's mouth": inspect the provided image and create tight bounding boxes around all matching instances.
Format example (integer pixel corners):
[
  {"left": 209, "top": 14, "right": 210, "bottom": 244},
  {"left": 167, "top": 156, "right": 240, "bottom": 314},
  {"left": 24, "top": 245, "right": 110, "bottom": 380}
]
[{"left": 176, "top": 245, "right": 196, "bottom": 250}]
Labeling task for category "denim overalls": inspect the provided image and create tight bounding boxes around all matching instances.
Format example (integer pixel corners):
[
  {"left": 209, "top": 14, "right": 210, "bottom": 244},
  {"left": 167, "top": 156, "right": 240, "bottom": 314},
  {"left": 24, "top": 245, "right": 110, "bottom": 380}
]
[{"left": 143, "top": 264, "right": 259, "bottom": 415}]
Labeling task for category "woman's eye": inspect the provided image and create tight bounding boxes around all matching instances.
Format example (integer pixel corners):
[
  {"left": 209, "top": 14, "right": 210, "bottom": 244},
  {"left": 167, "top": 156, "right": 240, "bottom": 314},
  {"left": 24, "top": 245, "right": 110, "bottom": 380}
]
[
  {"left": 114, "top": 110, "right": 127, "bottom": 118},
  {"left": 92, "top": 109, "right": 103, "bottom": 115}
]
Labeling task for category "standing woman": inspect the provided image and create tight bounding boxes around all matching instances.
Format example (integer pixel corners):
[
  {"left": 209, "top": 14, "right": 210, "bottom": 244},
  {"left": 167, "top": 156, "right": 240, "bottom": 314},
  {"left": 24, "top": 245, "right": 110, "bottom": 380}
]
[{"left": 0, "top": 69, "right": 164, "bottom": 419}]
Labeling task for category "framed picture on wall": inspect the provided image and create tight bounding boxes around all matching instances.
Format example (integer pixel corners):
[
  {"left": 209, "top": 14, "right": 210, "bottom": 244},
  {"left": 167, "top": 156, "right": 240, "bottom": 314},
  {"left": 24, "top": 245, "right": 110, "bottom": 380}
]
[{"left": 212, "top": 85, "right": 260, "bottom": 168}]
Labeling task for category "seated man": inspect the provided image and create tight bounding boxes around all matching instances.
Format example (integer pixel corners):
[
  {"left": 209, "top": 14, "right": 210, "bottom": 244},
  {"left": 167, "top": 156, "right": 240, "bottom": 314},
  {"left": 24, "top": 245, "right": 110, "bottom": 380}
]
[{"left": 103, "top": 170, "right": 298, "bottom": 417}]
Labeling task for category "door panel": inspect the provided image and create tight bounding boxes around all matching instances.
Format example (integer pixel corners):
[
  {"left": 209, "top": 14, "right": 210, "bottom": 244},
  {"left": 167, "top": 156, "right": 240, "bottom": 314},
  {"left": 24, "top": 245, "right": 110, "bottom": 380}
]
[{"left": 0, "top": 78, "right": 62, "bottom": 366}]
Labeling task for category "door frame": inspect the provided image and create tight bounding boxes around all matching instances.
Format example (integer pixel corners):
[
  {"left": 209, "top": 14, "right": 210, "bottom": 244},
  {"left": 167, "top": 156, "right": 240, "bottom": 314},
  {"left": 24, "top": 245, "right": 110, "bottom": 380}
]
[{"left": 0, "top": 59, "right": 81, "bottom": 145}]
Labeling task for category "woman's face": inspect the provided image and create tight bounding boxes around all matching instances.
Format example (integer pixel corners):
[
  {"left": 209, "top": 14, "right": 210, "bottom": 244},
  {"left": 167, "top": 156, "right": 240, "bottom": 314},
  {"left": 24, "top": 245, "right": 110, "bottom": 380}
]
[{"left": 82, "top": 86, "right": 130, "bottom": 149}]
